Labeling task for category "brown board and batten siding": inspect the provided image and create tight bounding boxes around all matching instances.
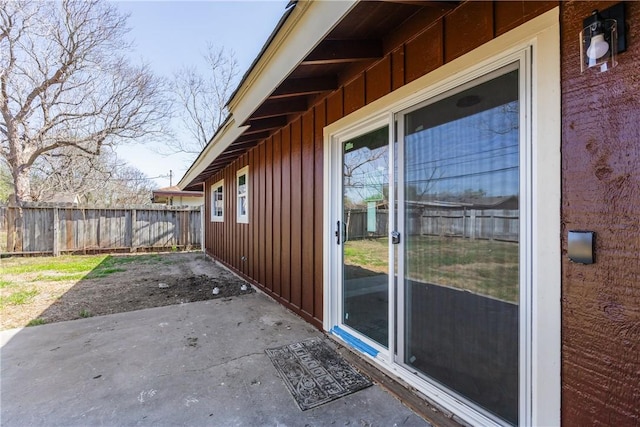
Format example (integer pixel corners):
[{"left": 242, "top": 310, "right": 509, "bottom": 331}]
[
  {"left": 203, "top": 1, "right": 558, "bottom": 329},
  {"left": 560, "top": 1, "right": 640, "bottom": 425}
]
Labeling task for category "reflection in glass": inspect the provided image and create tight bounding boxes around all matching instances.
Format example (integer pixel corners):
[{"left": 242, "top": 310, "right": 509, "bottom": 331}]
[
  {"left": 403, "top": 68, "right": 520, "bottom": 424},
  {"left": 342, "top": 126, "right": 389, "bottom": 347}
]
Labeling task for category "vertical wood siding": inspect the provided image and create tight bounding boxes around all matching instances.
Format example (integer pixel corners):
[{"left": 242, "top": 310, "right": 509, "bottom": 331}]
[
  {"left": 301, "top": 110, "right": 315, "bottom": 317},
  {"left": 257, "top": 142, "right": 265, "bottom": 287},
  {"left": 313, "top": 103, "right": 326, "bottom": 319},
  {"left": 272, "top": 131, "right": 282, "bottom": 297},
  {"left": 265, "top": 137, "right": 274, "bottom": 292},
  {"left": 280, "top": 126, "right": 291, "bottom": 303},
  {"left": 203, "top": 1, "right": 558, "bottom": 329},
  {"left": 290, "top": 118, "right": 303, "bottom": 309},
  {"left": 560, "top": 1, "right": 640, "bottom": 425}
]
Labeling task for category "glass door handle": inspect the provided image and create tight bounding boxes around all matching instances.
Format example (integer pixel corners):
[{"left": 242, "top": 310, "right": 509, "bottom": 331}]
[
  {"left": 335, "top": 221, "right": 341, "bottom": 245},
  {"left": 391, "top": 231, "right": 401, "bottom": 244}
]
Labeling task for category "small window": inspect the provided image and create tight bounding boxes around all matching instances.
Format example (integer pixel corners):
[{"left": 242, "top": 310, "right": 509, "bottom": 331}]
[
  {"left": 236, "top": 166, "right": 249, "bottom": 223},
  {"left": 211, "top": 179, "right": 224, "bottom": 222}
]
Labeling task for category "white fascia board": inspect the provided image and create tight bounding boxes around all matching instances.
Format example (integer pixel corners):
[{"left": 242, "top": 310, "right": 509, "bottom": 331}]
[
  {"left": 177, "top": 119, "right": 248, "bottom": 189},
  {"left": 228, "top": 0, "right": 357, "bottom": 125}
]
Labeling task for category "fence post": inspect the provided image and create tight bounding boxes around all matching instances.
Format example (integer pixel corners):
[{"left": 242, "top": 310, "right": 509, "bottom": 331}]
[
  {"left": 200, "top": 204, "right": 205, "bottom": 253},
  {"left": 6, "top": 196, "right": 25, "bottom": 253},
  {"left": 6, "top": 205, "right": 15, "bottom": 252},
  {"left": 131, "top": 209, "right": 137, "bottom": 252},
  {"left": 53, "top": 207, "right": 60, "bottom": 256},
  {"left": 460, "top": 210, "right": 464, "bottom": 239},
  {"left": 490, "top": 214, "right": 495, "bottom": 241},
  {"left": 469, "top": 209, "right": 477, "bottom": 240}
]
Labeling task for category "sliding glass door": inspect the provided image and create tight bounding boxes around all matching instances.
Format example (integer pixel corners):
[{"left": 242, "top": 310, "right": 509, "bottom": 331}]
[
  {"left": 333, "top": 62, "right": 524, "bottom": 426},
  {"left": 341, "top": 126, "right": 390, "bottom": 348},
  {"left": 398, "top": 65, "right": 520, "bottom": 424}
]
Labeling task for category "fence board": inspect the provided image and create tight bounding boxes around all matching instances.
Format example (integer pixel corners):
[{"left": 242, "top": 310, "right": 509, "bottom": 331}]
[
  {"left": 421, "top": 209, "right": 518, "bottom": 242},
  {"left": 0, "top": 204, "right": 201, "bottom": 255},
  {"left": 344, "top": 207, "right": 519, "bottom": 243},
  {"left": 0, "top": 208, "right": 6, "bottom": 252}
]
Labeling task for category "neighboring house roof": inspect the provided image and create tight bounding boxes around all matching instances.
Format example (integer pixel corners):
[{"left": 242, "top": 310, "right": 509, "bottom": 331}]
[
  {"left": 179, "top": 1, "right": 458, "bottom": 190},
  {"left": 407, "top": 195, "right": 519, "bottom": 210},
  {"left": 152, "top": 186, "right": 204, "bottom": 198}
]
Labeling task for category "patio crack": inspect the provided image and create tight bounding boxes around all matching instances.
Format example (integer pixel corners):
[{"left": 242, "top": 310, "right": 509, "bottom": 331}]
[{"left": 156, "top": 352, "right": 266, "bottom": 377}]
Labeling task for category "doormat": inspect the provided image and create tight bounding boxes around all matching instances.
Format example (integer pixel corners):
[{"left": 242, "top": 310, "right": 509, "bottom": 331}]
[{"left": 265, "top": 337, "right": 372, "bottom": 411}]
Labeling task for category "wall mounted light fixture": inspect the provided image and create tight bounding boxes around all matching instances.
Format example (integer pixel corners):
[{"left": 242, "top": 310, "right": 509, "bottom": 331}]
[{"left": 580, "top": 3, "right": 627, "bottom": 73}]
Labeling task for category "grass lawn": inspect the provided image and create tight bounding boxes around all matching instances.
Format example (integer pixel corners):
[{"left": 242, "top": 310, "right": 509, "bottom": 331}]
[
  {"left": 0, "top": 254, "right": 165, "bottom": 328},
  {"left": 344, "top": 235, "right": 519, "bottom": 303},
  {"left": 0, "top": 254, "right": 162, "bottom": 283}
]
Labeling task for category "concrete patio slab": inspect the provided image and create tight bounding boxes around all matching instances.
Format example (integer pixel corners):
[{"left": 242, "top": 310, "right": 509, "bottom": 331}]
[{"left": 1, "top": 291, "right": 429, "bottom": 426}]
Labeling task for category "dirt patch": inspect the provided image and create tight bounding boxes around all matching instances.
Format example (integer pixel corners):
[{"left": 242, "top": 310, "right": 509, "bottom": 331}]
[{"left": 0, "top": 252, "right": 254, "bottom": 330}]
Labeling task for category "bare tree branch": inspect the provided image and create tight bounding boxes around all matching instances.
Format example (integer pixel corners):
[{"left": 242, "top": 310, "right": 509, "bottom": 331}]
[
  {"left": 167, "top": 44, "right": 239, "bottom": 156},
  {"left": 31, "top": 146, "right": 155, "bottom": 205},
  {"left": 0, "top": 0, "right": 171, "bottom": 204}
]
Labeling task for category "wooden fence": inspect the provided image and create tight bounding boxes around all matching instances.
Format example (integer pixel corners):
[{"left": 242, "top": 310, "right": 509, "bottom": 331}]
[
  {"left": 420, "top": 209, "right": 519, "bottom": 242},
  {"left": 0, "top": 204, "right": 203, "bottom": 256},
  {"left": 345, "top": 208, "right": 518, "bottom": 242}
]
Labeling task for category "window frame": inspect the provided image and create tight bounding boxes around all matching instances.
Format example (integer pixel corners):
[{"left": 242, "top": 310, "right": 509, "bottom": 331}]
[
  {"left": 211, "top": 179, "right": 224, "bottom": 222},
  {"left": 236, "top": 166, "right": 249, "bottom": 224}
]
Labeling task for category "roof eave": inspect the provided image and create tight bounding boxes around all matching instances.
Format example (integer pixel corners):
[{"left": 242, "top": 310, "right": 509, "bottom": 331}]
[
  {"left": 178, "top": 0, "right": 357, "bottom": 190},
  {"left": 178, "top": 118, "right": 248, "bottom": 189},
  {"left": 153, "top": 191, "right": 204, "bottom": 197},
  {"left": 227, "top": 0, "right": 357, "bottom": 123}
]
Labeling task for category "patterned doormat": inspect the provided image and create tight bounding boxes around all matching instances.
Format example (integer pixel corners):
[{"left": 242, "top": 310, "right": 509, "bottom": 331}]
[{"left": 265, "top": 337, "right": 372, "bottom": 410}]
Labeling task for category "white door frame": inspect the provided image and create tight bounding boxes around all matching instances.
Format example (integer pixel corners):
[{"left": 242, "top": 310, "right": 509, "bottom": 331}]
[
  {"left": 323, "top": 8, "right": 560, "bottom": 427},
  {"left": 325, "top": 112, "right": 392, "bottom": 361}
]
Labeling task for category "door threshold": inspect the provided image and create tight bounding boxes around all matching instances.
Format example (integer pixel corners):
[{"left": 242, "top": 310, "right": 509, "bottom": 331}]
[{"left": 328, "top": 334, "right": 467, "bottom": 427}]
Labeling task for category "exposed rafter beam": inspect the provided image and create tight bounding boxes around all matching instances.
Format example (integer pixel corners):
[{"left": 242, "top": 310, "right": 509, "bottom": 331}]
[
  {"left": 203, "top": 142, "right": 262, "bottom": 169},
  {"left": 302, "top": 39, "right": 383, "bottom": 65},
  {"left": 209, "top": 157, "right": 235, "bottom": 167},
  {"left": 224, "top": 141, "right": 258, "bottom": 153},
  {"left": 244, "top": 116, "right": 288, "bottom": 133},
  {"left": 234, "top": 131, "right": 271, "bottom": 144},
  {"left": 270, "top": 76, "right": 338, "bottom": 99},
  {"left": 250, "top": 97, "right": 308, "bottom": 120}
]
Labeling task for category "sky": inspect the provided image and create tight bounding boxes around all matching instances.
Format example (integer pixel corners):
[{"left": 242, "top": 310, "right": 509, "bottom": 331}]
[{"left": 112, "top": 1, "right": 289, "bottom": 188}]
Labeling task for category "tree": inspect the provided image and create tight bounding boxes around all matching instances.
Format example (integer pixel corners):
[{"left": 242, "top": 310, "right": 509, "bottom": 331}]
[
  {"left": 343, "top": 144, "right": 388, "bottom": 208},
  {"left": 169, "top": 44, "right": 239, "bottom": 155},
  {"left": 30, "top": 147, "right": 155, "bottom": 205},
  {"left": 0, "top": 0, "right": 170, "bottom": 205},
  {"left": 100, "top": 163, "right": 155, "bottom": 206}
]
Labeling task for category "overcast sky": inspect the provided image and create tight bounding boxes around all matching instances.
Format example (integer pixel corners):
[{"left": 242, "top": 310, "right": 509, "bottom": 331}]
[{"left": 112, "top": 1, "right": 289, "bottom": 188}]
